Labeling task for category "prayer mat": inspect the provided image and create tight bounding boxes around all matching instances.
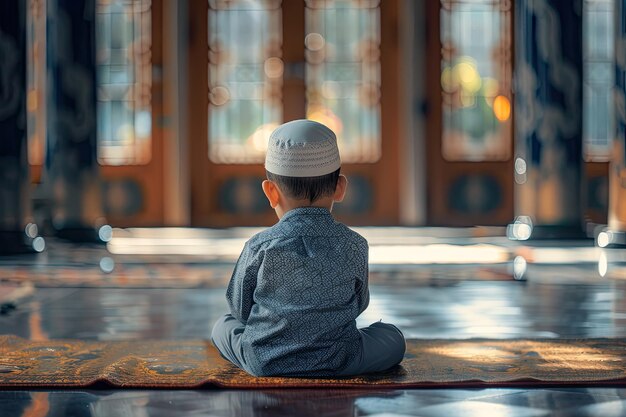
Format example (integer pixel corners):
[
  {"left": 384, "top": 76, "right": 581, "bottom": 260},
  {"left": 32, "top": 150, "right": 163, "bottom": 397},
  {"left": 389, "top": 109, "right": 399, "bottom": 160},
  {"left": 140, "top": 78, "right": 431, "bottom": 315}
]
[{"left": 1, "top": 336, "right": 626, "bottom": 388}]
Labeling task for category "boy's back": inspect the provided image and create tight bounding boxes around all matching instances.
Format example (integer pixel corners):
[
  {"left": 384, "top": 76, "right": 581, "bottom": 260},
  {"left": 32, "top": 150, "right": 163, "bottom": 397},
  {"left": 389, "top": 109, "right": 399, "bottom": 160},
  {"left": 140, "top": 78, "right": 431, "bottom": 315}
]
[
  {"left": 211, "top": 119, "right": 405, "bottom": 377},
  {"left": 228, "top": 206, "right": 369, "bottom": 377}
]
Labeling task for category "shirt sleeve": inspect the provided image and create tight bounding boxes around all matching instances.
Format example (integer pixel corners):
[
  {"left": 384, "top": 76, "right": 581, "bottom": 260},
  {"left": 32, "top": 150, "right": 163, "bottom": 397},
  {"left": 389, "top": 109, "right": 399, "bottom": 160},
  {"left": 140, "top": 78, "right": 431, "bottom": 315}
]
[
  {"left": 226, "top": 241, "right": 264, "bottom": 324},
  {"left": 356, "top": 238, "right": 370, "bottom": 314}
]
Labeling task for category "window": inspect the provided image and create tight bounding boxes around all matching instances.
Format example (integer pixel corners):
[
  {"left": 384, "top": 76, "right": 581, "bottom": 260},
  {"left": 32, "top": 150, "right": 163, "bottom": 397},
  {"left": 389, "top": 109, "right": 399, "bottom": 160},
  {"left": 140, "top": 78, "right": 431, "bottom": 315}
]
[
  {"left": 27, "top": 0, "right": 46, "bottom": 166},
  {"left": 206, "top": 0, "right": 383, "bottom": 164},
  {"left": 440, "top": 0, "right": 512, "bottom": 161},
  {"left": 305, "top": 0, "right": 382, "bottom": 163},
  {"left": 583, "top": 0, "right": 614, "bottom": 161},
  {"left": 207, "top": 0, "right": 283, "bottom": 164},
  {"left": 96, "top": 0, "right": 152, "bottom": 165}
]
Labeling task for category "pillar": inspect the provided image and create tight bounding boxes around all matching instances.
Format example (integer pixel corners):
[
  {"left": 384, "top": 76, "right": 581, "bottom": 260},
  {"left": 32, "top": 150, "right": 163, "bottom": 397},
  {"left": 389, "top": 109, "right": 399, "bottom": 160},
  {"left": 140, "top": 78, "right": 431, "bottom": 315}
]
[
  {"left": 45, "top": 0, "right": 108, "bottom": 242},
  {"left": 0, "top": 1, "right": 44, "bottom": 254},
  {"left": 599, "top": 0, "right": 626, "bottom": 247},
  {"left": 511, "top": 0, "right": 586, "bottom": 240}
]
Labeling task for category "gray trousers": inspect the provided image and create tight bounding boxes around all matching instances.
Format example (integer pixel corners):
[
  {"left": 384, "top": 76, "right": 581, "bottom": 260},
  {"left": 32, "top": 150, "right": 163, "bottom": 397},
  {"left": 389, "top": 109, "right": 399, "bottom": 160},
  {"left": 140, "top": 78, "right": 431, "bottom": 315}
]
[{"left": 211, "top": 314, "right": 406, "bottom": 376}]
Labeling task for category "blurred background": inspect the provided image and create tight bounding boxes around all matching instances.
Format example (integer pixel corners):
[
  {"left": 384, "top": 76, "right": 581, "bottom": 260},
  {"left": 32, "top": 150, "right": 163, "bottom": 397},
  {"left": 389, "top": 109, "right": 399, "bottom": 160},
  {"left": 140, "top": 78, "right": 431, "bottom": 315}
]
[
  {"left": 0, "top": 0, "right": 624, "bottom": 241},
  {"left": 2, "top": 3, "right": 626, "bottom": 414}
]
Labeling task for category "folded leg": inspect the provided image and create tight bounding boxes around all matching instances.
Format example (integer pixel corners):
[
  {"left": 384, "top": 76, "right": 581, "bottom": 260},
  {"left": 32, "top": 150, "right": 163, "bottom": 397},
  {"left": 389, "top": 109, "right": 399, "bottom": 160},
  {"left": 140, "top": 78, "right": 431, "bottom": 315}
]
[
  {"left": 211, "top": 314, "right": 248, "bottom": 370},
  {"left": 339, "top": 321, "right": 406, "bottom": 376}
]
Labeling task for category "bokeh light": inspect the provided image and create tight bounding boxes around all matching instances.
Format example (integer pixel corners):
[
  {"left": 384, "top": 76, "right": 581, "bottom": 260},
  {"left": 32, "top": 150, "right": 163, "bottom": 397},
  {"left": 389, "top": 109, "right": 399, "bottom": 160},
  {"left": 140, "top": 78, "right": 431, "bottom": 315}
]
[{"left": 493, "top": 95, "right": 511, "bottom": 121}]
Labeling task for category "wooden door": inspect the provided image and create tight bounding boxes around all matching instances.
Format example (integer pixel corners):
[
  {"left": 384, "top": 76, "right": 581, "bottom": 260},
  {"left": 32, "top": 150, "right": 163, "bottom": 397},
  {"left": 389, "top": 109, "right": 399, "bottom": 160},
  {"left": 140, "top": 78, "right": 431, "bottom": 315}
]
[
  {"left": 188, "top": 0, "right": 400, "bottom": 227},
  {"left": 425, "top": 0, "right": 514, "bottom": 226},
  {"left": 91, "top": 0, "right": 165, "bottom": 226},
  {"left": 425, "top": 0, "right": 612, "bottom": 227}
]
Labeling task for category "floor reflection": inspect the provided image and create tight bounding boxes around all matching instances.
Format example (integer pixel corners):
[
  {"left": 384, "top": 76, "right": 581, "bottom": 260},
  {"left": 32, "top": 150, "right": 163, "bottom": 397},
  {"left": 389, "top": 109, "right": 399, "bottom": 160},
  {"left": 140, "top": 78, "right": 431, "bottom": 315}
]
[
  {"left": 2, "top": 232, "right": 626, "bottom": 416},
  {"left": 2, "top": 281, "right": 626, "bottom": 341},
  {"left": 3, "top": 388, "right": 626, "bottom": 417}
]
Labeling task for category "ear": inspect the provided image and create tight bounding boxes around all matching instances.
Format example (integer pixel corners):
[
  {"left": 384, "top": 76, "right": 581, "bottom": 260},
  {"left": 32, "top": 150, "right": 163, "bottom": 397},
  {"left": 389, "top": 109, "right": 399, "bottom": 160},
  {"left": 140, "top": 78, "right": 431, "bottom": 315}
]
[
  {"left": 262, "top": 180, "right": 280, "bottom": 208},
  {"left": 333, "top": 174, "right": 348, "bottom": 202}
]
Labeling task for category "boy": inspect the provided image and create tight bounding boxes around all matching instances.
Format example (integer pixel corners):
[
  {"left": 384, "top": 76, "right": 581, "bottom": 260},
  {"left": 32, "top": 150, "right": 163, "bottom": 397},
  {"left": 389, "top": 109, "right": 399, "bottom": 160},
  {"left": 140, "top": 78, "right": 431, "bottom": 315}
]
[{"left": 211, "top": 119, "right": 405, "bottom": 377}]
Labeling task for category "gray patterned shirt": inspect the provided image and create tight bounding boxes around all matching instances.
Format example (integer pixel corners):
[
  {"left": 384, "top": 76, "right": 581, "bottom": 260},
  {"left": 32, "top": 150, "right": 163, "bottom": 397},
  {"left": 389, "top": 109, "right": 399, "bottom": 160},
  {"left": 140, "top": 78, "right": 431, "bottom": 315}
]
[{"left": 226, "top": 206, "right": 369, "bottom": 377}]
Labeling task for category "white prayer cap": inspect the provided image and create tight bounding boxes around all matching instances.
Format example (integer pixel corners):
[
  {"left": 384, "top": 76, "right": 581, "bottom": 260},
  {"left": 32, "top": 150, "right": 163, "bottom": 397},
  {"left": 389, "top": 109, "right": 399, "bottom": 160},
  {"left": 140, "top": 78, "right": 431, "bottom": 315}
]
[{"left": 264, "top": 119, "right": 341, "bottom": 177}]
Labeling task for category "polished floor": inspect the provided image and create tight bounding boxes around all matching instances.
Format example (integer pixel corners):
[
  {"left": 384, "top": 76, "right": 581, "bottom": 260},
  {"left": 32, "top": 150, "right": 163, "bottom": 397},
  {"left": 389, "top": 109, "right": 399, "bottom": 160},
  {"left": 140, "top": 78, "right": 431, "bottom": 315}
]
[{"left": 1, "top": 228, "right": 626, "bottom": 416}]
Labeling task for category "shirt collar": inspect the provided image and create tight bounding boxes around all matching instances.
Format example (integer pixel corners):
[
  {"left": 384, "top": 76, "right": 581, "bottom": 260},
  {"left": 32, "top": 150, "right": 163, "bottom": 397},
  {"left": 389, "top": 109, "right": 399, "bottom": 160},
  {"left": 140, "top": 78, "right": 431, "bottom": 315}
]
[{"left": 280, "top": 206, "right": 332, "bottom": 222}]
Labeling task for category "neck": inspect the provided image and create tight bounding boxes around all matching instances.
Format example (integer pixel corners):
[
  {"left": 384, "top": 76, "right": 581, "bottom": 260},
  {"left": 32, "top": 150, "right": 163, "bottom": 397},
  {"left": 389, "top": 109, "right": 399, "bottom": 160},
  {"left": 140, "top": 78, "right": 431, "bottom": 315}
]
[{"left": 276, "top": 197, "right": 333, "bottom": 219}]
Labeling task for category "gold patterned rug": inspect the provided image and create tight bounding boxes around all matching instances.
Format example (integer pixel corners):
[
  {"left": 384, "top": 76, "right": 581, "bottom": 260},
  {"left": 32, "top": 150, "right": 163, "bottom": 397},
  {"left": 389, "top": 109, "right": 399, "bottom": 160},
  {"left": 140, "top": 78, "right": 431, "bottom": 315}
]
[{"left": 1, "top": 335, "right": 625, "bottom": 388}]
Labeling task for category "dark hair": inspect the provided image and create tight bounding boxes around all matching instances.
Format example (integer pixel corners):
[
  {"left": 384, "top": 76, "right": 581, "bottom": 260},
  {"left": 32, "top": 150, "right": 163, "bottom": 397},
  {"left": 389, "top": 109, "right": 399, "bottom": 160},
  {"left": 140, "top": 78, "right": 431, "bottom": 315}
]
[{"left": 266, "top": 168, "right": 341, "bottom": 203}]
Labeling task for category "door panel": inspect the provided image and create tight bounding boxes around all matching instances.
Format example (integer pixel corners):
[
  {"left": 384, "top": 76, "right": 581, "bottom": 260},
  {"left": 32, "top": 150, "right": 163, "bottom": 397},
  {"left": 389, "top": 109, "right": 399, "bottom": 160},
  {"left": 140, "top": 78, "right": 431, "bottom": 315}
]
[
  {"left": 189, "top": 0, "right": 400, "bottom": 227},
  {"left": 425, "top": 0, "right": 514, "bottom": 226},
  {"left": 98, "top": 0, "right": 164, "bottom": 226}
]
